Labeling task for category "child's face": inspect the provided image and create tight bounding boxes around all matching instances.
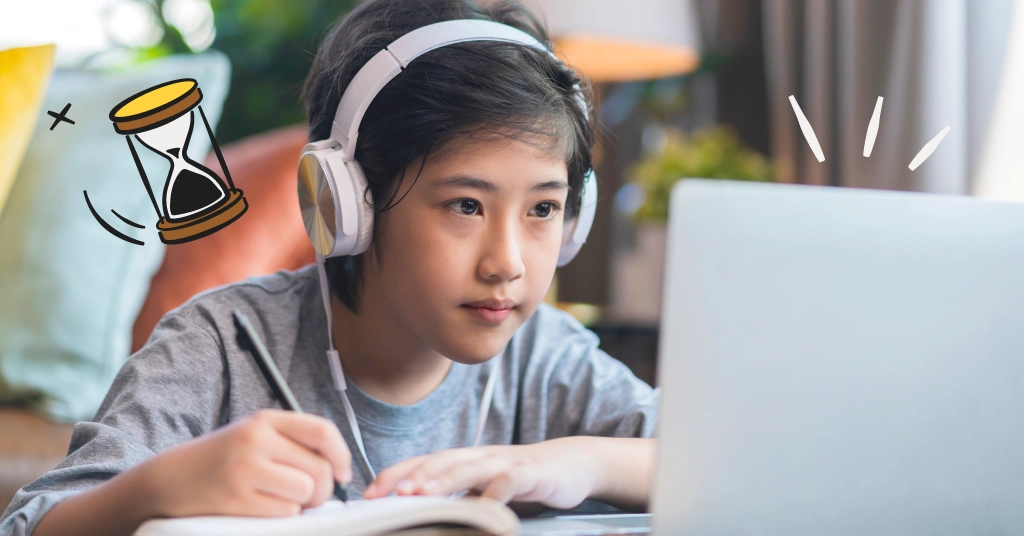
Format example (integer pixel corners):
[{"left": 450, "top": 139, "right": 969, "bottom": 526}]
[{"left": 364, "top": 134, "right": 570, "bottom": 364}]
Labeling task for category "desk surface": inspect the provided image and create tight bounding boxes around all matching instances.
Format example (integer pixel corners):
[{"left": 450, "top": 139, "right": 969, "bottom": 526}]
[
  {"left": 520, "top": 513, "right": 651, "bottom": 535},
  {"left": 391, "top": 514, "right": 651, "bottom": 535}
]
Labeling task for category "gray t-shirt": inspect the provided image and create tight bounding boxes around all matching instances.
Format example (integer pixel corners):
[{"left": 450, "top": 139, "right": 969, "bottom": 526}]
[{"left": 1, "top": 264, "right": 658, "bottom": 536}]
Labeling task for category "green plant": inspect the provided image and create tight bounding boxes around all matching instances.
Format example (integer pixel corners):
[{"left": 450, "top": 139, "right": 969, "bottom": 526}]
[
  {"left": 627, "top": 125, "right": 774, "bottom": 223},
  {"left": 207, "top": 0, "right": 357, "bottom": 143},
  {"left": 124, "top": 0, "right": 357, "bottom": 143}
]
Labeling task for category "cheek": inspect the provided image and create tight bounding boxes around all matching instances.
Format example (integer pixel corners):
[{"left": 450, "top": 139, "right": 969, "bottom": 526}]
[
  {"left": 378, "top": 213, "right": 470, "bottom": 304},
  {"left": 520, "top": 248, "right": 558, "bottom": 309},
  {"left": 525, "top": 223, "right": 563, "bottom": 281},
  {"left": 378, "top": 207, "right": 561, "bottom": 311}
]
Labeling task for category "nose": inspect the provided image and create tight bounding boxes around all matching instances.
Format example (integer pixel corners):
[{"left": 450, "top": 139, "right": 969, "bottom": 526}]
[{"left": 477, "top": 214, "right": 526, "bottom": 282}]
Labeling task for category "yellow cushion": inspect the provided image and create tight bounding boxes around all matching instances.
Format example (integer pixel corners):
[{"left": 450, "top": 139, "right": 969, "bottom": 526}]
[{"left": 0, "top": 44, "right": 56, "bottom": 219}]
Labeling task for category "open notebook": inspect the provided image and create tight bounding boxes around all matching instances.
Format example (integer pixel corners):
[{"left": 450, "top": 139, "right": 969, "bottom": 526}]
[{"left": 133, "top": 496, "right": 519, "bottom": 536}]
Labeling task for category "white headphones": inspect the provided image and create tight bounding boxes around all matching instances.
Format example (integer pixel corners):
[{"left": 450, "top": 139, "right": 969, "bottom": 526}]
[
  {"left": 296, "top": 19, "right": 597, "bottom": 484},
  {"left": 297, "top": 18, "right": 597, "bottom": 266}
]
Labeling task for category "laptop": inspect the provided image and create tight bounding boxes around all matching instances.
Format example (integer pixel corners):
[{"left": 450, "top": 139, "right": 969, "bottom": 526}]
[{"left": 651, "top": 179, "right": 1024, "bottom": 534}]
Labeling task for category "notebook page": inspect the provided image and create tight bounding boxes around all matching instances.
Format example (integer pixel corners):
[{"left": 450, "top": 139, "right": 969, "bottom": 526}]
[{"left": 133, "top": 496, "right": 516, "bottom": 536}]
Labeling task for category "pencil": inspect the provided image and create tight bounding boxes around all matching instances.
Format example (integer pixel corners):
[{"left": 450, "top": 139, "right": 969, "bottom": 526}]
[{"left": 232, "top": 309, "right": 349, "bottom": 502}]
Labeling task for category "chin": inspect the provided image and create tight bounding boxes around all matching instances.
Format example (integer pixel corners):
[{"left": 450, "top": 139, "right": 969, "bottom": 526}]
[
  {"left": 436, "top": 328, "right": 515, "bottom": 365},
  {"left": 428, "top": 303, "right": 535, "bottom": 363}
]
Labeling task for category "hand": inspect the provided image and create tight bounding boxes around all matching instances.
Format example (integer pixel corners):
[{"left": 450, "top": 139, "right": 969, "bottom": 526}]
[
  {"left": 362, "top": 437, "right": 599, "bottom": 509},
  {"left": 141, "top": 409, "right": 353, "bottom": 518}
]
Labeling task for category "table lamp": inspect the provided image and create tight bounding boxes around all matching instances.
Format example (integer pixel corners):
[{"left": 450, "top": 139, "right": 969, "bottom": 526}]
[
  {"left": 524, "top": 0, "right": 701, "bottom": 82},
  {"left": 525, "top": 0, "right": 702, "bottom": 312}
]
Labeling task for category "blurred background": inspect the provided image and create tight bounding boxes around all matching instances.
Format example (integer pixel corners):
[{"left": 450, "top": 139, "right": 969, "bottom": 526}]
[
  {"left": 1, "top": 0, "right": 1023, "bottom": 412},
  {"left": 2, "top": 0, "right": 1024, "bottom": 508}
]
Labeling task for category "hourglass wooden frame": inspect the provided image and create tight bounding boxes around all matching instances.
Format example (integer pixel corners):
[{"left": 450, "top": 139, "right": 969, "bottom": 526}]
[{"left": 109, "top": 78, "right": 247, "bottom": 244}]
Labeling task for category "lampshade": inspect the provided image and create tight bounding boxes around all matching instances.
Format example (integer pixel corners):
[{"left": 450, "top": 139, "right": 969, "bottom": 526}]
[{"left": 524, "top": 0, "right": 701, "bottom": 82}]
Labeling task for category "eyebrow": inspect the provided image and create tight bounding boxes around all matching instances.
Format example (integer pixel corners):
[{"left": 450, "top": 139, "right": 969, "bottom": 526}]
[{"left": 431, "top": 175, "right": 569, "bottom": 193}]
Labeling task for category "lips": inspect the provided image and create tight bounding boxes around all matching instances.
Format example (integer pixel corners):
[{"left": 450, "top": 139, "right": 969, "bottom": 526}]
[
  {"left": 463, "top": 298, "right": 517, "bottom": 310},
  {"left": 461, "top": 298, "right": 518, "bottom": 322}
]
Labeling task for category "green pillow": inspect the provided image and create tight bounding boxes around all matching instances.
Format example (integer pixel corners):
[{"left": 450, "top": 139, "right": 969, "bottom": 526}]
[{"left": 0, "top": 52, "right": 231, "bottom": 422}]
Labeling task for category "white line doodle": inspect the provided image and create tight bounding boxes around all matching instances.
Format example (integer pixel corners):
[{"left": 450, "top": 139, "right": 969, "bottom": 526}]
[
  {"left": 863, "top": 97, "right": 883, "bottom": 157},
  {"left": 788, "top": 95, "right": 825, "bottom": 162},
  {"left": 908, "top": 126, "right": 951, "bottom": 171}
]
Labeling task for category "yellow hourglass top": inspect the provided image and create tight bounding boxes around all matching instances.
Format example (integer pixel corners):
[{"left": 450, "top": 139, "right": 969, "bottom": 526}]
[{"left": 109, "top": 78, "right": 203, "bottom": 134}]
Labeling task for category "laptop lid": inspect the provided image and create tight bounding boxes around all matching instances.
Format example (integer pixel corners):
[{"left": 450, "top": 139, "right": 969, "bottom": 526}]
[{"left": 652, "top": 179, "right": 1024, "bottom": 535}]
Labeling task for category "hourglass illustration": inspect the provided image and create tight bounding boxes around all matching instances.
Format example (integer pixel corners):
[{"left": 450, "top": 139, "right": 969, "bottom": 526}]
[{"left": 109, "top": 78, "right": 246, "bottom": 244}]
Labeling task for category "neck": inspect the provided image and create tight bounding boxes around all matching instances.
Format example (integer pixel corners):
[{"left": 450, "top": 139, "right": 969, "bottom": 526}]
[{"left": 327, "top": 267, "right": 452, "bottom": 406}]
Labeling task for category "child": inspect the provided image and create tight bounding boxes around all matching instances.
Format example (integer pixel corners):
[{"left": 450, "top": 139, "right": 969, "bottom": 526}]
[{"left": 1, "top": 1, "right": 658, "bottom": 535}]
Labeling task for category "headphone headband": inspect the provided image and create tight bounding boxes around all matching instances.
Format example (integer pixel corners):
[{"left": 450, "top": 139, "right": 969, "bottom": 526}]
[
  {"left": 299, "top": 18, "right": 596, "bottom": 265},
  {"left": 329, "top": 19, "right": 558, "bottom": 161}
]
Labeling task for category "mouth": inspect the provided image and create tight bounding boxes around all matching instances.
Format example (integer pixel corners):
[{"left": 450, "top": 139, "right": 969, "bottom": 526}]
[{"left": 461, "top": 298, "right": 518, "bottom": 322}]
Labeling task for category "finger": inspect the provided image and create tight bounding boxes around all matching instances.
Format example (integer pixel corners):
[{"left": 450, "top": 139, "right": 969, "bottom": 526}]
[
  {"left": 263, "top": 431, "right": 335, "bottom": 507},
  {"left": 480, "top": 463, "right": 543, "bottom": 505},
  {"left": 406, "top": 448, "right": 493, "bottom": 485},
  {"left": 260, "top": 410, "right": 353, "bottom": 483},
  {"left": 421, "top": 454, "right": 514, "bottom": 496},
  {"left": 248, "top": 457, "right": 318, "bottom": 505},
  {"left": 401, "top": 448, "right": 493, "bottom": 493},
  {"left": 372, "top": 449, "right": 491, "bottom": 497},
  {"left": 364, "top": 455, "right": 428, "bottom": 498}
]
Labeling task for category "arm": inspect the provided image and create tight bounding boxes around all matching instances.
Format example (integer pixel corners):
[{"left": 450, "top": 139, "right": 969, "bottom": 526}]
[
  {"left": 31, "top": 409, "right": 354, "bottom": 536},
  {"left": 586, "top": 437, "right": 656, "bottom": 512},
  {"left": 362, "top": 435, "right": 655, "bottom": 511},
  {"left": 0, "top": 311, "right": 221, "bottom": 536},
  {"left": 31, "top": 460, "right": 162, "bottom": 536},
  {"left": 4, "top": 311, "right": 352, "bottom": 536}
]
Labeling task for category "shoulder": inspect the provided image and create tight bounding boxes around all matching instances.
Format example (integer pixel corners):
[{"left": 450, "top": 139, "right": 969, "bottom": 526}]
[
  {"left": 99, "top": 265, "right": 323, "bottom": 436},
  {"left": 514, "top": 302, "right": 600, "bottom": 350},
  {"left": 506, "top": 304, "right": 659, "bottom": 439},
  {"left": 150, "top": 264, "right": 319, "bottom": 341},
  {"left": 509, "top": 303, "right": 606, "bottom": 376},
  {"left": 172, "top": 263, "right": 318, "bottom": 316}
]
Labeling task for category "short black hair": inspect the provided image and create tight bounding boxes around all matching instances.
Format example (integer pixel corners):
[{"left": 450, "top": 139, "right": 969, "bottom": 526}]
[{"left": 303, "top": 0, "right": 594, "bottom": 314}]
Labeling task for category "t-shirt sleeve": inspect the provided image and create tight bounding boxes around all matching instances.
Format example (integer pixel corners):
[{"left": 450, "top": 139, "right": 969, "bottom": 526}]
[
  {"left": 0, "top": 311, "right": 228, "bottom": 536},
  {"left": 516, "top": 306, "right": 660, "bottom": 442}
]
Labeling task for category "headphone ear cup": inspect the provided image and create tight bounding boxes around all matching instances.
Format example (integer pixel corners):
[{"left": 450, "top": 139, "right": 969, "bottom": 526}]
[
  {"left": 557, "top": 171, "right": 598, "bottom": 266},
  {"left": 319, "top": 151, "right": 374, "bottom": 258},
  {"left": 298, "top": 145, "right": 375, "bottom": 258},
  {"left": 345, "top": 160, "right": 375, "bottom": 256},
  {"left": 299, "top": 146, "right": 352, "bottom": 257}
]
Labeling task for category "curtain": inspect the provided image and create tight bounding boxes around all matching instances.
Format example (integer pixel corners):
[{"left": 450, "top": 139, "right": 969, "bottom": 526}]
[
  {"left": 762, "top": 0, "right": 1015, "bottom": 194},
  {"left": 975, "top": 1, "right": 1024, "bottom": 200}
]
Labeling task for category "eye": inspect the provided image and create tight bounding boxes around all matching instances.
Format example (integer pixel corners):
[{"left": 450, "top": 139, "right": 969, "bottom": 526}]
[
  {"left": 447, "top": 199, "right": 480, "bottom": 216},
  {"left": 530, "top": 202, "right": 561, "bottom": 219}
]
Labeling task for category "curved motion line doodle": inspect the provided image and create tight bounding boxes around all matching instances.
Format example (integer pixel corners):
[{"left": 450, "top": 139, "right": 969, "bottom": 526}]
[
  {"left": 83, "top": 190, "right": 145, "bottom": 246},
  {"left": 111, "top": 208, "right": 145, "bottom": 229}
]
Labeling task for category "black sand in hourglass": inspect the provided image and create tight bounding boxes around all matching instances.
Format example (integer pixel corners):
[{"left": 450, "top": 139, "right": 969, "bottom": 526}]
[{"left": 165, "top": 147, "right": 225, "bottom": 219}]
